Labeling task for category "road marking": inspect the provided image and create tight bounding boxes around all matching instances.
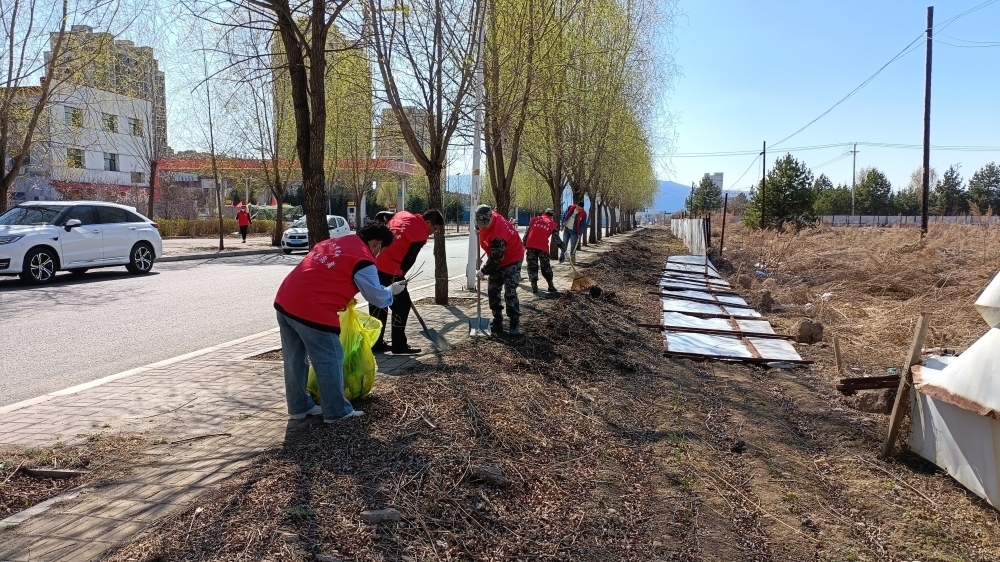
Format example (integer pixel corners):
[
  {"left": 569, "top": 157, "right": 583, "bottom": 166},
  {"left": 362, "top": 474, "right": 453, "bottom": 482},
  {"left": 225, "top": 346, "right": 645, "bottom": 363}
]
[{"left": 0, "top": 273, "right": 467, "bottom": 415}]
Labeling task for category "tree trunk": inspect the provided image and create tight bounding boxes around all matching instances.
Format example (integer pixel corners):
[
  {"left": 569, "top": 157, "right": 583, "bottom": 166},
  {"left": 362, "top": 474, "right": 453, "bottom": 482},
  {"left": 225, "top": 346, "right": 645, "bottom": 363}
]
[
  {"left": 272, "top": 180, "right": 285, "bottom": 247},
  {"left": 548, "top": 177, "right": 563, "bottom": 260},
  {"left": 146, "top": 161, "right": 157, "bottom": 218},
  {"left": 587, "top": 191, "right": 597, "bottom": 245},
  {"left": 423, "top": 170, "right": 448, "bottom": 304}
]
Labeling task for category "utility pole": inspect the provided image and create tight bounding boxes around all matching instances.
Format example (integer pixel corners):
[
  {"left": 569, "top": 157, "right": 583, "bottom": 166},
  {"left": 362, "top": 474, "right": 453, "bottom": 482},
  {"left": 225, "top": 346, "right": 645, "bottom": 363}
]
[
  {"left": 921, "top": 6, "right": 934, "bottom": 235},
  {"left": 849, "top": 143, "right": 859, "bottom": 215},
  {"left": 760, "top": 141, "right": 766, "bottom": 227}
]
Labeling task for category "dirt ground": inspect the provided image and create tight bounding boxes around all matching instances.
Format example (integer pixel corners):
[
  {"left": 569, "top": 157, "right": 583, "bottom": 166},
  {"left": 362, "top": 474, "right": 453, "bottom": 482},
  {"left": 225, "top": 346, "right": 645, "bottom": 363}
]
[
  {"left": 0, "top": 434, "right": 153, "bottom": 520},
  {"left": 96, "top": 226, "right": 1000, "bottom": 561}
]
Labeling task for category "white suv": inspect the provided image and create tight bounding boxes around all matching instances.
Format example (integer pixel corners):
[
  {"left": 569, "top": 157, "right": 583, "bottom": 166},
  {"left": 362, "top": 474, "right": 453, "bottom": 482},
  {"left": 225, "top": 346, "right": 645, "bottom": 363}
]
[
  {"left": 0, "top": 201, "right": 163, "bottom": 284},
  {"left": 281, "top": 215, "right": 352, "bottom": 254}
]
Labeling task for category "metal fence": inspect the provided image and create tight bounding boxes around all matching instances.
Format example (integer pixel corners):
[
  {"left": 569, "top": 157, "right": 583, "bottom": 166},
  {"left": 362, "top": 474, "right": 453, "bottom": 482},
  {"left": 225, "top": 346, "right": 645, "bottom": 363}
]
[{"left": 819, "top": 215, "right": 1000, "bottom": 227}]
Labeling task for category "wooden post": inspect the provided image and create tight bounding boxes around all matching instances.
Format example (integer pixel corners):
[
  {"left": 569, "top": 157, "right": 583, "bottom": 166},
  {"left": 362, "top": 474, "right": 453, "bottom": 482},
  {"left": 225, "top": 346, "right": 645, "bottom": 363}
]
[
  {"left": 719, "top": 193, "right": 729, "bottom": 258},
  {"left": 881, "top": 312, "right": 932, "bottom": 459},
  {"left": 833, "top": 336, "right": 843, "bottom": 374}
]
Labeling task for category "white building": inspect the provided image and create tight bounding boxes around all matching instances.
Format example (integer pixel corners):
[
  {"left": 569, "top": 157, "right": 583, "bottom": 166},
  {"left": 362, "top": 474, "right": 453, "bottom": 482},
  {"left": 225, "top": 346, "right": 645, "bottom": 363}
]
[
  {"left": 13, "top": 83, "right": 153, "bottom": 203},
  {"left": 705, "top": 172, "right": 723, "bottom": 191}
]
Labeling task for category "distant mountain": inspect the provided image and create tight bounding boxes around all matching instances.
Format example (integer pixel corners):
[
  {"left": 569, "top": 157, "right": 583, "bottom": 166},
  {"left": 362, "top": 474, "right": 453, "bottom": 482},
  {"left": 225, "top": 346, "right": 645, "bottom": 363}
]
[{"left": 650, "top": 180, "right": 691, "bottom": 213}]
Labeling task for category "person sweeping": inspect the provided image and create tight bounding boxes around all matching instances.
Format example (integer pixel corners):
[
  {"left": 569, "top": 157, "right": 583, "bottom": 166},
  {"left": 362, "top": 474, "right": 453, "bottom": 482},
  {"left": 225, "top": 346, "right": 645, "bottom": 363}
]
[
  {"left": 273, "top": 222, "right": 407, "bottom": 423},
  {"left": 523, "top": 208, "right": 565, "bottom": 294},
  {"left": 236, "top": 205, "right": 252, "bottom": 242},
  {"left": 474, "top": 204, "right": 525, "bottom": 336}
]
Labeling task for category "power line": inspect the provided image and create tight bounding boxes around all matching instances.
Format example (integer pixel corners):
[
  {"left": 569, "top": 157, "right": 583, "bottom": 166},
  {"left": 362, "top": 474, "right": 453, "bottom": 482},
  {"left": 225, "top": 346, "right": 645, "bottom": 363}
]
[
  {"left": 727, "top": 154, "right": 761, "bottom": 189},
  {"left": 663, "top": 142, "right": 1000, "bottom": 158},
  {"left": 939, "top": 32, "right": 1000, "bottom": 45},
  {"left": 768, "top": 0, "right": 1000, "bottom": 150},
  {"left": 769, "top": 33, "right": 925, "bottom": 149}
]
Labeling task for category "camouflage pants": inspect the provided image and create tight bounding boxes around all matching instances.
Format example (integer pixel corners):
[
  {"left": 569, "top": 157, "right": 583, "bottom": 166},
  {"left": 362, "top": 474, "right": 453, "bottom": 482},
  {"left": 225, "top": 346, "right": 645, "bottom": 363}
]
[
  {"left": 487, "top": 263, "right": 521, "bottom": 324},
  {"left": 525, "top": 249, "right": 554, "bottom": 284}
]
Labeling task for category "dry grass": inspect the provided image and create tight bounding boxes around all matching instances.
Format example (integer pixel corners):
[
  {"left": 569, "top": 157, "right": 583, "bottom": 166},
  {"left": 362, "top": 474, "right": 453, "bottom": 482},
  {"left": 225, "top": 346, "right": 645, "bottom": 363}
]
[{"left": 719, "top": 221, "right": 1000, "bottom": 374}]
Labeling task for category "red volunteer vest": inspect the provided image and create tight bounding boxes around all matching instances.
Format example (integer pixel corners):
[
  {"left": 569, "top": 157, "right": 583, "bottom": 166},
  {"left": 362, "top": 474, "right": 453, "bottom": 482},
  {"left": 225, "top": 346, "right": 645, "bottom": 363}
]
[
  {"left": 525, "top": 214, "right": 558, "bottom": 252},
  {"left": 273, "top": 235, "right": 375, "bottom": 329},
  {"left": 375, "top": 211, "right": 428, "bottom": 276},
  {"left": 237, "top": 210, "right": 251, "bottom": 226},
  {"left": 479, "top": 210, "right": 525, "bottom": 268}
]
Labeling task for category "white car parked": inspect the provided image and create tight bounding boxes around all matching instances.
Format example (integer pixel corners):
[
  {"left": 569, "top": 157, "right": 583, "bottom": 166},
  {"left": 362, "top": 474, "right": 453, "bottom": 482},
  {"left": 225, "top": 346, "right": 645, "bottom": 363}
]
[
  {"left": 281, "top": 215, "right": 352, "bottom": 254},
  {"left": 0, "top": 201, "right": 163, "bottom": 284}
]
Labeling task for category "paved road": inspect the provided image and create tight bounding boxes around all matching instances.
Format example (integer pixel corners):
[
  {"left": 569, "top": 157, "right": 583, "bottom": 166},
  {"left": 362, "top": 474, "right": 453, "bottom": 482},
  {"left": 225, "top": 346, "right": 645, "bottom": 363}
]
[{"left": 0, "top": 235, "right": 475, "bottom": 407}]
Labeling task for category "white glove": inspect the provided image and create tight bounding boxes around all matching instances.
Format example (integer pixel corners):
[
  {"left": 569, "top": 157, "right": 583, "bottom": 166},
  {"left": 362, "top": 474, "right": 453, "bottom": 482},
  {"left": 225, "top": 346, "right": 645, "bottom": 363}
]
[
  {"left": 476, "top": 270, "right": 487, "bottom": 280},
  {"left": 389, "top": 281, "right": 407, "bottom": 295}
]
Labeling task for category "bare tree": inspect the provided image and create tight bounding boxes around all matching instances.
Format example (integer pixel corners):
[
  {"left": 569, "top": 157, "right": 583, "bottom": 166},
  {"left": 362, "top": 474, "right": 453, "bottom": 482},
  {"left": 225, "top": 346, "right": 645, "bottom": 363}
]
[
  {"left": 0, "top": 0, "right": 69, "bottom": 212},
  {"left": 368, "top": 0, "right": 485, "bottom": 304}
]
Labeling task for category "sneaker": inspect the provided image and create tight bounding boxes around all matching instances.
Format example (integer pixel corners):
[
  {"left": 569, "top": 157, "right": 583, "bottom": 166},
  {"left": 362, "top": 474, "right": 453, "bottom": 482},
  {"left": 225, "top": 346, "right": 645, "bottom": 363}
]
[
  {"left": 490, "top": 320, "right": 506, "bottom": 335},
  {"left": 371, "top": 342, "right": 391, "bottom": 354},
  {"left": 325, "top": 410, "right": 364, "bottom": 423},
  {"left": 547, "top": 285, "right": 558, "bottom": 294},
  {"left": 508, "top": 324, "right": 522, "bottom": 336},
  {"left": 289, "top": 404, "right": 322, "bottom": 420},
  {"left": 392, "top": 346, "right": 422, "bottom": 355}
]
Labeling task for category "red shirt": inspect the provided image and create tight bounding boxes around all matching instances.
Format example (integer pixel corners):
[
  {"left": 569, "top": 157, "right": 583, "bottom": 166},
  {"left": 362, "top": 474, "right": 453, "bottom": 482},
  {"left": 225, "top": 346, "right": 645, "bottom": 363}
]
[
  {"left": 273, "top": 235, "right": 375, "bottom": 329},
  {"left": 375, "top": 211, "right": 428, "bottom": 276},
  {"left": 479, "top": 210, "right": 524, "bottom": 268},
  {"left": 236, "top": 209, "right": 251, "bottom": 226},
  {"left": 525, "top": 214, "right": 558, "bottom": 251}
]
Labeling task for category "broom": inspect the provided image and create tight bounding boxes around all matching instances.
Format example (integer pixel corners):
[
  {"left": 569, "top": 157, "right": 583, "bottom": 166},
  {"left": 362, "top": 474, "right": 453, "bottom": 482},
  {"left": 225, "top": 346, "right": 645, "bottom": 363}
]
[{"left": 569, "top": 261, "right": 597, "bottom": 291}]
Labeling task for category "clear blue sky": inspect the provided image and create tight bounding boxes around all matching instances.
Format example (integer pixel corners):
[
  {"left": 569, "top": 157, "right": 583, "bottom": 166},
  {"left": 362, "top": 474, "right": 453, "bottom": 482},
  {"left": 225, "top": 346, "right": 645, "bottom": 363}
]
[{"left": 663, "top": 0, "right": 1000, "bottom": 192}]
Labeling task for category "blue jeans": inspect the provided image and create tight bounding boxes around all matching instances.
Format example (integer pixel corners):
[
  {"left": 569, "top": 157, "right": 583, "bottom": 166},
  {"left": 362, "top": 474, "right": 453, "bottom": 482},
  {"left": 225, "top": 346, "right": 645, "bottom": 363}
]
[
  {"left": 560, "top": 229, "right": 579, "bottom": 263},
  {"left": 276, "top": 310, "right": 354, "bottom": 421}
]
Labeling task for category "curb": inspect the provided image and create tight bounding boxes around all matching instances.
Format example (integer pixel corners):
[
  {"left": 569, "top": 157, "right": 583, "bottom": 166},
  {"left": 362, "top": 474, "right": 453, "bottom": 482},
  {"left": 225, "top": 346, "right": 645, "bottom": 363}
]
[{"left": 158, "top": 248, "right": 282, "bottom": 262}]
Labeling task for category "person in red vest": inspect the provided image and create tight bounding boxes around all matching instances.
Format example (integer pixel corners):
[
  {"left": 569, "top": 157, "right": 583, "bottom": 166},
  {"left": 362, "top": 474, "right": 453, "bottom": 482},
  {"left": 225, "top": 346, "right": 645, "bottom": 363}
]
[
  {"left": 236, "top": 205, "right": 252, "bottom": 242},
  {"left": 474, "top": 204, "right": 525, "bottom": 336},
  {"left": 523, "top": 208, "right": 565, "bottom": 294},
  {"left": 369, "top": 209, "right": 445, "bottom": 354},
  {"left": 274, "top": 222, "right": 407, "bottom": 423},
  {"left": 559, "top": 200, "right": 588, "bottom": 265}
]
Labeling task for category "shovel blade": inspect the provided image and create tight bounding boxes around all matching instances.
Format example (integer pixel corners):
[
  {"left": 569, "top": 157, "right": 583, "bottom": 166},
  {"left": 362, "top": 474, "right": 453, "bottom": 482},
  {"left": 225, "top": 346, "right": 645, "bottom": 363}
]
[
  {"left": 421, "top": 328, "right": 452, "bottom": 350},
  {"left": 469, "top": 318, "right": 492, "bottom": 337}
]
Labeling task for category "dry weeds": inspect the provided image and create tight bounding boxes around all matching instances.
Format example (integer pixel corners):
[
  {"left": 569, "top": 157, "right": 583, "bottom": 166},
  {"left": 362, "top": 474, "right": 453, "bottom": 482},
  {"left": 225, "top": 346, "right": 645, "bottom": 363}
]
[{"left": 719, "top": 221, "right": 1000, "bottom": 374}]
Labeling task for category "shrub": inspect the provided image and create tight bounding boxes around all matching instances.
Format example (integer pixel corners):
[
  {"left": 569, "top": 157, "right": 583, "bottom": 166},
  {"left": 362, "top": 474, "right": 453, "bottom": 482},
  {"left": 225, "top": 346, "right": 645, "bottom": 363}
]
[{"left": 156, "top": 218, "right": 276, "bottom": 238}]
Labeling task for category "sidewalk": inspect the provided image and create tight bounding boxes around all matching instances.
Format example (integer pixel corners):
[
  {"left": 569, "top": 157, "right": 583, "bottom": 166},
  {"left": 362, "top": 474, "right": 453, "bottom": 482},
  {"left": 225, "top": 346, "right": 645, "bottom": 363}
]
[{"left": 0, "top": 230, "right": 639, "bottom": 561}]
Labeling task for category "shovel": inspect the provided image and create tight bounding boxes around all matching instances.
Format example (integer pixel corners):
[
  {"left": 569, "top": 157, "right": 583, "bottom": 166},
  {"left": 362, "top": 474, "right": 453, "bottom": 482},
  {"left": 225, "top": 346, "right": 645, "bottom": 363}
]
[
  {"left": 410, "top": 302, "right": 451, "bottom": 350},
  {"left": 469, "top": 233, "right": 492, "bottom": 337}
]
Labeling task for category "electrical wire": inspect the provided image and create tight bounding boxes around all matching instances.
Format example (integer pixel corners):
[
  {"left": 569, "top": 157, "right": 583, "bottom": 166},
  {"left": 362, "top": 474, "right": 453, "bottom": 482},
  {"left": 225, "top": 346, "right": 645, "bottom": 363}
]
[
  {"left": 767, "top": 0, "right": 1000, "bottom": 150},
  {"left": 727, "top": 154, "right": 761, "bottom": 190},
  {"left": 939, "top": 32, "right": 1000, "bottom": 45},
  {"left": 663, "top": 142, "right": 1000, "bottom": 158}
]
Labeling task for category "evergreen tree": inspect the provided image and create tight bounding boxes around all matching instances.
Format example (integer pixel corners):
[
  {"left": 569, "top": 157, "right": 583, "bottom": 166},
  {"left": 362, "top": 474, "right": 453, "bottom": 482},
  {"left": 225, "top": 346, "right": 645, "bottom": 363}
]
[
  {"left": 967, "top": 162, "right": 1000, "bottom": 214},
  {"left": 812, "top": 174, "right": 833, "bottom": 198},
  {"left": 686, "top": 174, "right": 723, "bottom": 213},
  {"left": 854, "top": 167, "right": 892, "bottom": 215},
  {"left": 813, "top": 183, "right": 852, "bottom": 215},
  {"left": 930, "top": 165, "right": 968, "bottom": 216},
  {"left": 890, "top": 188, "right": 921, "bottom": 215},
  {"left": 744, "top": 154, "right": 815, "bottom": 229}
]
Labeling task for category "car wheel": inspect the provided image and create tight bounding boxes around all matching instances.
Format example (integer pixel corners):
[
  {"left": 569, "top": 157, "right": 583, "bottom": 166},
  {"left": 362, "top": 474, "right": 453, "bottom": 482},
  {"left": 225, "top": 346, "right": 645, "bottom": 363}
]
[
  {"left": 126, "top": 242, "right": 154, "bottom": 274},
  {"left": 282, "top": 249, "right": 292, "bottom": 255},
  {"left": 68, "top": 268, "right": 89, "bottom": 276},
  {"left": 19, "top": 247, "right": 58, "bottom": 284}
]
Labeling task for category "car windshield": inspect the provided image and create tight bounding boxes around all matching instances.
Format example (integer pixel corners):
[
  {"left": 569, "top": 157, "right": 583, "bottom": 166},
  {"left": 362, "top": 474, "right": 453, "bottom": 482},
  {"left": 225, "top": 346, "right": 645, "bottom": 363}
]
[
  {"left": 290, "top": 218, "right": 308, "bottom": 229},
  {"left": 0, "top": 205, "right": 64, "bottom": 226}
]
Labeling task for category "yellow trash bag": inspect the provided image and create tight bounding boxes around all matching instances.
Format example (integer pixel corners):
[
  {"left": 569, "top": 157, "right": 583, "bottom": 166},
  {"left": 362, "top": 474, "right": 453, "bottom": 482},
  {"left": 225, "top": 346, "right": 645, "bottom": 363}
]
[{"left": 307, "top": 299, "right": 382, "bottom": 403}]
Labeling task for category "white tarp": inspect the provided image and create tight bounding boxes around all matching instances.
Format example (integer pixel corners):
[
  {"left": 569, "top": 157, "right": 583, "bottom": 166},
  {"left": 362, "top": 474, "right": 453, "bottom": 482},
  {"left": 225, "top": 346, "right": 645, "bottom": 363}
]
[
  {"left": 907, "top": 269, "right": 1000, "bottom": 510},
  {"left": 658, "top": 255, "right": 802, "bottom": 362}
]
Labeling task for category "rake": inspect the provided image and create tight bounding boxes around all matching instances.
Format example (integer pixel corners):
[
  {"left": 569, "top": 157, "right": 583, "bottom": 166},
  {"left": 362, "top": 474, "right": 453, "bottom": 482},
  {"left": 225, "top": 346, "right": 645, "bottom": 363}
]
[{"left": 569, "top": 261, "right": 597, "bottom": 292}]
